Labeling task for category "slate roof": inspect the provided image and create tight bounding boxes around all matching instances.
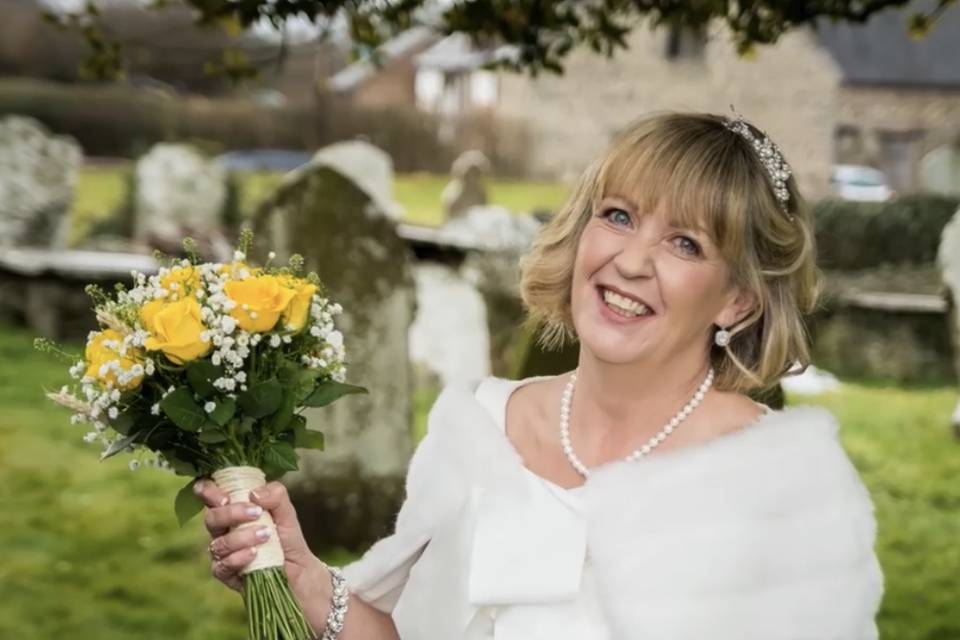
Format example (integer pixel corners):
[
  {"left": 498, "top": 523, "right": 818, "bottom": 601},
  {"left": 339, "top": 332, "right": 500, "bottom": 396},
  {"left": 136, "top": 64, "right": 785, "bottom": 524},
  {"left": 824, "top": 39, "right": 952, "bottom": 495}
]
[{"left": 815, "top": 2, "right": 960, "bottom": 87}]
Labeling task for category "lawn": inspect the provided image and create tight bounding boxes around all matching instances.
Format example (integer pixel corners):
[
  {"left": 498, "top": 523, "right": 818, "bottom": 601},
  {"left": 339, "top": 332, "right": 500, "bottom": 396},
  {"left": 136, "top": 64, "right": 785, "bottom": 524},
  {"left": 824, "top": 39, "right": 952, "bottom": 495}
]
[
  {"left": 69, "top": 165, "right": 571, "bottom": 245},
  {"left": 2, "top": 321, "right": 958, "bottom": 638}
]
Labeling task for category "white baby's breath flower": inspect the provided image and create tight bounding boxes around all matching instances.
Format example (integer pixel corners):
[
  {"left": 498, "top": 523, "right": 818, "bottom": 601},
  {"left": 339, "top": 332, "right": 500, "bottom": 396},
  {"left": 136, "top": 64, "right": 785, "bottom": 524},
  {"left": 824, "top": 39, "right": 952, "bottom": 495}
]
[
  {"left": 83, "top": 431, "right": 98, "bottom": 443},
  {"left": 269, "top": 334, "right": 282, "bottom": 348},
  {"left": 108, "top": 406, "right": 119, "bottom": 420},
  {"left": 234, "top": 250, "right": 245, "bottom": 261},
  {"left": 129, "top": 459, "right": 140, "bottom": 471},
  {"left": 204, "top": 401, "right": 216, "bottom": 413},
  {"left": 268, "top": 251, "right": 276, "bottom": 260},
  {"left": 212, "top": 353, "right": 222, "bottom": 366},
  {"left": 150, "top": 403, "right": 160, "bottom": 415}
]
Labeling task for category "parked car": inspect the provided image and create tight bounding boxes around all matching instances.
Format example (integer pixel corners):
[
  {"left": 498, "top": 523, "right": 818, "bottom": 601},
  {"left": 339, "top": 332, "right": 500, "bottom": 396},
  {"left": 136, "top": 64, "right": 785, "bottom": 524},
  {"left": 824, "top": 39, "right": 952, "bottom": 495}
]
[
  {"left": 215, "top": 149, "right": 312, "bottom": 173},
  {"left": 830, "top": 164, "right": 895, "bottom": 202}
]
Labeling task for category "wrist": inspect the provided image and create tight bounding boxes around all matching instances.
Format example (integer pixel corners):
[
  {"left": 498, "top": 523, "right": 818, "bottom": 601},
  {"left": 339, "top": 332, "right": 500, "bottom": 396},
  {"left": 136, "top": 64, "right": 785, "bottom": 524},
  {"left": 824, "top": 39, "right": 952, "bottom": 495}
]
[{"left": 299, "top": 556, "right": 334, "bottom": 635}]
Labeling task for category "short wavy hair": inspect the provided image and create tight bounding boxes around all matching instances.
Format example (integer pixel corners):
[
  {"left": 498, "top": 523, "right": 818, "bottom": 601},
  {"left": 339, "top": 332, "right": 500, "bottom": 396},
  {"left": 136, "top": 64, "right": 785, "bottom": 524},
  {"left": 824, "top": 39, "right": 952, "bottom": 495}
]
[{"left": 519, "top": 111, "right": 821, "bottom": 393}]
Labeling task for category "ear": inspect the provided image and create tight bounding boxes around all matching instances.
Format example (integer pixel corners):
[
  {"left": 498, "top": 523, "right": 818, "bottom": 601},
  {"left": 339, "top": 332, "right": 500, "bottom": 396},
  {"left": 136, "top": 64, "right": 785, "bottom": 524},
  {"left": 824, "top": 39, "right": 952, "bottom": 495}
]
[{"left": 713, "top": 285, "right": 757, "bottom": 329}]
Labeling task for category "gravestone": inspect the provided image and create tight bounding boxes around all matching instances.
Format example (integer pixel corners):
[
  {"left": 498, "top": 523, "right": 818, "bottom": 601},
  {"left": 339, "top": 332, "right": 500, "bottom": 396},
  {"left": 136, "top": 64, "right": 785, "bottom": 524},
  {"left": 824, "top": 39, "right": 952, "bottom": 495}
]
[
  {"left": 134, "top": 143, "right": 232, "bottom": 260},
  {"left": 0, "top": 115, "right": 81, "bottom": 249},
  {"left": 409, "top": 262, "right": 490, "bottom": 385},
  {"left": 249, "top": 140, "right": 415, "bottom": 550},
  {"left": 441, "top": 150, "right": 490, "bottom": 221},
  {"left": 937, "top": 206, "right": 960, "bottom": 436}
]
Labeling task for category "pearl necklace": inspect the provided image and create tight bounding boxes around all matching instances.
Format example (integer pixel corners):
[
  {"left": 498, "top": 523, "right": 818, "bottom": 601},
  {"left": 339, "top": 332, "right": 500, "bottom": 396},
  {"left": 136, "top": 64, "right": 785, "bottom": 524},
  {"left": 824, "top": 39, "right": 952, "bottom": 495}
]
[{"left": 559, "top": 367, "right": 716, "bottom": 478}]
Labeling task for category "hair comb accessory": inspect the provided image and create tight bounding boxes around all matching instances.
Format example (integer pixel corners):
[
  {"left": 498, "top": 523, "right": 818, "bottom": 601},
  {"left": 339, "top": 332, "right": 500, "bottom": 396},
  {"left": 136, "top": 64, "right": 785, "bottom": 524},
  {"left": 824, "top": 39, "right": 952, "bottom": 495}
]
[{"left": 724, "top": 107, "right": 794, "bottom": 220}]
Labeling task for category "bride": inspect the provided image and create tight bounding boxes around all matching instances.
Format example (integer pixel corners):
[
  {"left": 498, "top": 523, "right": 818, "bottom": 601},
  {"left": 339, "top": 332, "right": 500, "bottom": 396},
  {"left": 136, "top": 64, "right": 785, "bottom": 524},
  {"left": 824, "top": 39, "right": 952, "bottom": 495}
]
[{"left": 195, "top": 111, "right": 884, "bottom": 639}]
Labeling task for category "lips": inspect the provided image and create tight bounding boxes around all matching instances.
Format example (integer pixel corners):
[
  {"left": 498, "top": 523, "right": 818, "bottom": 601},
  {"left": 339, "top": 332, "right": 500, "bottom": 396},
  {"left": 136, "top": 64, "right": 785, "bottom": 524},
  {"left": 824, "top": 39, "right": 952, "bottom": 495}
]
[{"left": 596, "top": 285, "right": 657, "bottom": 315}]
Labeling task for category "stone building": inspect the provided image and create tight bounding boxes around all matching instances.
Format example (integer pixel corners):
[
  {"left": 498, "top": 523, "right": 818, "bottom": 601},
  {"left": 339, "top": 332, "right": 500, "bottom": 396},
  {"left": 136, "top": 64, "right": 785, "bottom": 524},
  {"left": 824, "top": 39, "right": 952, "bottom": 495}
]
[{"left": 324, "top": 8, "right": 960, "bottom": 196}]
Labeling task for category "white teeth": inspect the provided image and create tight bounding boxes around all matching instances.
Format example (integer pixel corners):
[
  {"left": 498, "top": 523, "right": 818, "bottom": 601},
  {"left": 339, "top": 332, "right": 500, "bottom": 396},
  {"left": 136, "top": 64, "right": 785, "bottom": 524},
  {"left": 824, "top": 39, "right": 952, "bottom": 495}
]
[{"left": 602, "top": 288, "right": 650, "bottom": 317}]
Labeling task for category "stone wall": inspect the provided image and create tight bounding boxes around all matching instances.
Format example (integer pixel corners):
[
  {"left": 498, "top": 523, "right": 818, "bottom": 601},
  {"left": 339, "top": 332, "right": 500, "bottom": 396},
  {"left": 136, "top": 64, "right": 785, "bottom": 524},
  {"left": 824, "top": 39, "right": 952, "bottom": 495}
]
[{"left": 495, "top": 22, "right": 841, "bottom": 198}]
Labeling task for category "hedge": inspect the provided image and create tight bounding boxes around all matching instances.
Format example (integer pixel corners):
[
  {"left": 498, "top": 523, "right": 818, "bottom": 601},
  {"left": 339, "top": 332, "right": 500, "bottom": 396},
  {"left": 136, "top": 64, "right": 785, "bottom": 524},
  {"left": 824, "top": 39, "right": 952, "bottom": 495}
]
[{"left": 814, "top": 194, "right": 960, "bottom": 271}]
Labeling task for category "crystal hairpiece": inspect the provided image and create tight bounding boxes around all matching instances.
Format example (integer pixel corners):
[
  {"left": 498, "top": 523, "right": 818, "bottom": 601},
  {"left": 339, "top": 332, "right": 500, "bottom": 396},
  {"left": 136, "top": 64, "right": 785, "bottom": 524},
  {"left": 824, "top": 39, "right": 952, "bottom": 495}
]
[{"left": 723, "top": 108, "right": 794, "bottom": 219}]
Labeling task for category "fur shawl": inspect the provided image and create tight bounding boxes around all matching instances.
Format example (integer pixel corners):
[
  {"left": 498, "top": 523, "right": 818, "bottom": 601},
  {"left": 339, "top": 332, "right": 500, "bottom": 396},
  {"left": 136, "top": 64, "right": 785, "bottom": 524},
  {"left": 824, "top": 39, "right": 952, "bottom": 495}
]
[{"left": 342, "top": 378, "right": 884, "bottom": 639}]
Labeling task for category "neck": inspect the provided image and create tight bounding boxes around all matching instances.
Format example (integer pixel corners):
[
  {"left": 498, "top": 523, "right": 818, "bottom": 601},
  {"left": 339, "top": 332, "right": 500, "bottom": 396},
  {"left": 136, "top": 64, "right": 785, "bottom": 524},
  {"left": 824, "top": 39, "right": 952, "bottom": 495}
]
[{"left": 572, "top": 345, "right": 712, "bottom": 441}]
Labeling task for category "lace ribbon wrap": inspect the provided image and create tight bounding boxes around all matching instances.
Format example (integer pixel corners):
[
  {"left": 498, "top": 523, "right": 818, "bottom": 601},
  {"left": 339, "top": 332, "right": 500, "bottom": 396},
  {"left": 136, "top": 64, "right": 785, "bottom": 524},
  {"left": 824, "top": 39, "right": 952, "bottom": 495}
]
[{"left": 212, "top": 466, "right": 285, "bottom": 575}]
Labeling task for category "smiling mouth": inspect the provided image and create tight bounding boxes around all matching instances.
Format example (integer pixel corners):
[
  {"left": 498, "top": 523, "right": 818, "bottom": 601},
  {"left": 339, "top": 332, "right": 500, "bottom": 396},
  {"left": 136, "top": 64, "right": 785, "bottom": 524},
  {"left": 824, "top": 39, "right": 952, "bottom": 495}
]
[{"left": 597, "top": 286, "right": 655, "bottom": 319}]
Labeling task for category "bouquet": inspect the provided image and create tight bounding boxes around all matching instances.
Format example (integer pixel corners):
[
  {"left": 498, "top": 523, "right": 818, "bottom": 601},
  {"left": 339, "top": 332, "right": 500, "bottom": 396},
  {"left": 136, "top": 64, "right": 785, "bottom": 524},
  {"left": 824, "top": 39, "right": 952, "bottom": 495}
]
[{"left": 36, "top": 230, "right": 366, "bottom": 640}]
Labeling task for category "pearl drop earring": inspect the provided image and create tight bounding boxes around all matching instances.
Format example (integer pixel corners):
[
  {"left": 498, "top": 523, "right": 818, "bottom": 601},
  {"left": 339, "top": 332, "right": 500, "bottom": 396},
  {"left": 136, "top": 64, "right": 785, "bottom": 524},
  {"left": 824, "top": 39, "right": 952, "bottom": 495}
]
[{"left": 714, "top": 328, "right": 731, "bottom": 347}]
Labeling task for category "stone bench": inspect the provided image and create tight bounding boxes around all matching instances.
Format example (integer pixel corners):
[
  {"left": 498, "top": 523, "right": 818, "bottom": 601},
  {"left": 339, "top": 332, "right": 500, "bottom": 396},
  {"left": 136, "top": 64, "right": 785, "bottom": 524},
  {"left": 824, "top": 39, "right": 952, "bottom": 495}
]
[{"left": 0, "top": 247, "right": 158, "bottom": 340}]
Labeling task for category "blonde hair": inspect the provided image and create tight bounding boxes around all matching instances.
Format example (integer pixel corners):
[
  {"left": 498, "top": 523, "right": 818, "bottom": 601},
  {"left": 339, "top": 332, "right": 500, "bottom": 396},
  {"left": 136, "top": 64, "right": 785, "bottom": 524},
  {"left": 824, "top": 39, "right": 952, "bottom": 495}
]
[{"left": 519, "top": 111, "right": 821, "bottom": 393}]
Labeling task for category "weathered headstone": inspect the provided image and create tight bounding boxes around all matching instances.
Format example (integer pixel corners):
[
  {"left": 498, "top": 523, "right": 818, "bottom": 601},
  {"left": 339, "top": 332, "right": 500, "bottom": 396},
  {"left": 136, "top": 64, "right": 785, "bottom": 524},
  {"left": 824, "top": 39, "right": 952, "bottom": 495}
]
[
  {"left": 0, "top": 115, "right": 81, "bottom": 249},
  {"left": 134, "top": 143, "right": 231, "bottom": 260},
  {"left": 409, "top": 262, "right": 490, "bottom": 385},
  {"left": 250, "top": 140, "right": 415, "bottom": 550},
  {"left": 937, "top": 206, "right": 960, "bottom": 436},
  {"left": 441, "top": 150, "right": 490, "bottom": 221}
]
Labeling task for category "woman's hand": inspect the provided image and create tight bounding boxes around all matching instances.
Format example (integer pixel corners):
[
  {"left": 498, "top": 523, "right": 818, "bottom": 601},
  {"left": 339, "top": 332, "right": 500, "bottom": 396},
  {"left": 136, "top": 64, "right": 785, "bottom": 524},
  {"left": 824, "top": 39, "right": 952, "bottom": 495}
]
[{"left": 194, "top": 480, "right": 325, "bottom": 599}]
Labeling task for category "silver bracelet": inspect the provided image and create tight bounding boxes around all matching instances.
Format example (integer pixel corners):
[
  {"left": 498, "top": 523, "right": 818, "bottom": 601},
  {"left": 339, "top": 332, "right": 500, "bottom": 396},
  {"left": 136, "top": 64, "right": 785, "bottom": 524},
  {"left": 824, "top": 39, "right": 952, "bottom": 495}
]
[{"left": 320, "top": 565, "right": 349, "bottom": 640}]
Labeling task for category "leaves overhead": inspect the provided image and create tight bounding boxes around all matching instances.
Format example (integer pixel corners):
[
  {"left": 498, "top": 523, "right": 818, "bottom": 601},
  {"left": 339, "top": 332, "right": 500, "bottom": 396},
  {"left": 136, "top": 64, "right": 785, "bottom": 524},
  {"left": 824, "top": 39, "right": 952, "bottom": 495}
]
[{"left": 47, "top": 0, "right": 957, "bottom": 81}]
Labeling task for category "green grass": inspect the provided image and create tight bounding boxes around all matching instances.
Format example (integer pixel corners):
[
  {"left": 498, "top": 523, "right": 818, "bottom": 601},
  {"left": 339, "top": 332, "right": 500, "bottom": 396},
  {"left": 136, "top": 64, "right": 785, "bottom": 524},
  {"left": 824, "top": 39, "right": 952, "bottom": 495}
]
[
  {"left": 3, "top": 322, "right": 959, "bottom": 638},
  {"left": 69, "top": 166, "right": 570, "bottom": 243}
]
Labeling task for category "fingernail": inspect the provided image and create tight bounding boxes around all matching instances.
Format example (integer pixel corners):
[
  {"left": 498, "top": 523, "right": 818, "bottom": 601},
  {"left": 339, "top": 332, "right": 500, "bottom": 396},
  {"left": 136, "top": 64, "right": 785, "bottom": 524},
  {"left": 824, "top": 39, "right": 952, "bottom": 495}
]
[
  {"left": 246, "top": 506, "right": 263, "bottom": 517},
  {"left": 193, "top": 481, "right": 203, "bottom": 495},
  {"left": 250, "top": 546, "right": 258, "bottom": 556},
  {"left": 255, "top": 527, "right": 271, "bottom": 540},
  {"left": 250, "top": 490, "right": 260, "bottom": 502},
  {"left": 219, "top": 497, "right": 229, "bottom": 507}
]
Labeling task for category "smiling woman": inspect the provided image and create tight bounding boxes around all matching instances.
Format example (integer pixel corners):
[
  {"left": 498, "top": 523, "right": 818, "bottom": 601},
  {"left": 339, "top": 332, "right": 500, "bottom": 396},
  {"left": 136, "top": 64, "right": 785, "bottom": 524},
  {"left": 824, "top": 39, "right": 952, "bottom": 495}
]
[{"left": 198, "top": 111, "right": 882, "bottom": 640}]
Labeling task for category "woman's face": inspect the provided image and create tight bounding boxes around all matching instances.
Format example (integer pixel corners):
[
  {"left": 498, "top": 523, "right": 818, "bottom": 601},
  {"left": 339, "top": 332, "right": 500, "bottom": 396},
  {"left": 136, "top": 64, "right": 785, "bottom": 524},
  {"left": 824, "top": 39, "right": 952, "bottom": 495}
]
[{"left": 570, "top": 194, "right": 752, "bottom": 367}]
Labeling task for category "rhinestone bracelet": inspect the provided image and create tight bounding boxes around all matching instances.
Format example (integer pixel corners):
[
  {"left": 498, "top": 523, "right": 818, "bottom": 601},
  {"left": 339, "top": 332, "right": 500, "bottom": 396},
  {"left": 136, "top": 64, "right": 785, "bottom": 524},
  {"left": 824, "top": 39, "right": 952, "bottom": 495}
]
[{"left": 320, "top": 565, "right": 349, "bottom": 640}]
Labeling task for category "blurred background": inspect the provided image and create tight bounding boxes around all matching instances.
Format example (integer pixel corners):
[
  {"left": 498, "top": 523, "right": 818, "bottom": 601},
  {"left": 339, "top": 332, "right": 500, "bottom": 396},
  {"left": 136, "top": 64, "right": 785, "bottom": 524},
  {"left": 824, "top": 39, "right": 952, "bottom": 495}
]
[{"left": 1, "top": 0, "right": 959, "bottom": 638}]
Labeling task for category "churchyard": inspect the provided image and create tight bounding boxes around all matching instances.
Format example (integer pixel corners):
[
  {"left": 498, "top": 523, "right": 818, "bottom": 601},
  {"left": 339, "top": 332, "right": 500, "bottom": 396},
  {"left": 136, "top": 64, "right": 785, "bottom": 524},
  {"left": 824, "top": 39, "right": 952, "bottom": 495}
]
[{"left": 1, "top": 82, "right": 959, "bottom": 640}]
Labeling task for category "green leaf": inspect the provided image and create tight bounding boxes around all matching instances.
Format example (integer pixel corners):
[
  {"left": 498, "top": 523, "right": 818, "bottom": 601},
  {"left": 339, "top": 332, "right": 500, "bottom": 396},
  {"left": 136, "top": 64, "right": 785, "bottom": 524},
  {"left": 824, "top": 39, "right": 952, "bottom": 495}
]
[
  {"left": 160, "top": 387, "right": 209, "bottom": 432},
  {"left": 100, "top": 432, "right": 137, "bottom": 460},
  {"left": 263, "top": 441, "right": 298, "bottom": 473},
  {"left": 161, "top": 449, "right": 199, "bottom": 476},
  {"left": 302, "top": 381, "right": 368, "bottom": 408},
  {"left": 186, "top": 361, "right": 223, "bottom": 399},
  {"left": 198, "top": 429, "right": 228, "bottom": 444},
  {"left": 236, "top": 416, "right": 256, "bottom": 435},
  {"left": 175, "top": 477, "right": 204, "bottom": 527},
  {"left": 237, "top": 377, "right": 283, "bottom": 418},
  {"left": 207, "top": 397, "right": 236, "bottom": 427},
  {"left": 109, "top": 410, "right": 137, "bottom": 435},
  {"left": 293, "top": 422, "right": 325, "bottom": 451}
]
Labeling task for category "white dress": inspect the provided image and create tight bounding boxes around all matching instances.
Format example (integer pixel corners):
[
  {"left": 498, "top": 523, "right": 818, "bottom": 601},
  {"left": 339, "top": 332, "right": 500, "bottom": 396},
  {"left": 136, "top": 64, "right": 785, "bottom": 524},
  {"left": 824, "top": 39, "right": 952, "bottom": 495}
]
[{"left": 341, "top": 375, "right": 883, "bottom": 640}]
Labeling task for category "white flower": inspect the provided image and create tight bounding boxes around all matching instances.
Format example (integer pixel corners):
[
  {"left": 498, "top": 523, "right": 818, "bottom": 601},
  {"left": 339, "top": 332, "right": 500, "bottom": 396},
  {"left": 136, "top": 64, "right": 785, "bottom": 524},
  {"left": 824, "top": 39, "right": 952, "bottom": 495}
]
[
  {"left": 129, "top": 459, "right": 140, "bottom": 471},
  {"left": 83, "top": 432, "right": 98, "bottom": 443},
  {"left": 268, "top": 251, "right": 276, "bottom": 260},
  {"left": 108, "top": 406, "right": 119, "bottom": 420},
  {"left": 211, "top": 353, "right": 222, "bottom": 366},
  {"left": 269, "top": 334, "right": 282, "bottom": 348},
  {"left": 150, "top": 403, "right": 160, "bottom": 415},
  {"left": 234, "top": 250, "right": 246, "bottom": 261},
  {"left": 204, "top": 401, "right": 216, "bottom": 413},
  {"left": 220, "top": 316, "right": 237, "bottom": 334},
  {"left": 327, "top": 331, "right": 343, "bottom": 349}
]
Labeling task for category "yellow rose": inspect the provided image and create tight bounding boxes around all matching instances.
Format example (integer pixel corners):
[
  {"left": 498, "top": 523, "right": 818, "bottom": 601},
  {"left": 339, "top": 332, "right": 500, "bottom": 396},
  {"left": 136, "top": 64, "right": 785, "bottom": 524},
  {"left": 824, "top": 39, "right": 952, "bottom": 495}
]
[
  {"left": 224, "top": 274, "right": 297, "bottom": 333},
  {"left": 279, "top": 277, "right": 318, "bottom": 333},
  {"left": 159, "top": 266, "right": 201, "bottom": 299},
  {"left": 84, "top": 329, "right": 144, "bottom": 391},
  {"left": 140, "top": 297, "right": 212, "bottom": 364}
]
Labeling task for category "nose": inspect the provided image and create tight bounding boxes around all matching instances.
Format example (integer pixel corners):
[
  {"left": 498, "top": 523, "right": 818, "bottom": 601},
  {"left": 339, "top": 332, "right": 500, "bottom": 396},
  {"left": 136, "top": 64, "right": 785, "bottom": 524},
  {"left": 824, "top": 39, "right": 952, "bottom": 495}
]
[{"left": 613, "top": 238, "right": 655, "bottom": 280}]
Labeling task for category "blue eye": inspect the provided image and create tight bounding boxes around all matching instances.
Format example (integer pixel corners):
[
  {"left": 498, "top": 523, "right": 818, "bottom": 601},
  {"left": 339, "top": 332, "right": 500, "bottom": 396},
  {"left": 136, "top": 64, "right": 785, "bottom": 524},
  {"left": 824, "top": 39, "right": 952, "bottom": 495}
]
[
  {"left": 603, "top": 208, "right": 631, "bottom": 226},
  {"left": 674, "top": 236, "right": 702, "bottom": 256}
]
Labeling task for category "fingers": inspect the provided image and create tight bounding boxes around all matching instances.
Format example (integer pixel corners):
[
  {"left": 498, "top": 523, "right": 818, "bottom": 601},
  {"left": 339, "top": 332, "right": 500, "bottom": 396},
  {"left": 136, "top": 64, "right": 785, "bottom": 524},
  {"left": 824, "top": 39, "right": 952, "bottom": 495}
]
[
  {"left": 193, "top": 479, "right": 229, "bottom": 509},
  {"left": 249, "top": 482, "right": 300, "bottom": 528},
  {"left": 211, "top": 547, "right": 258, "bottom": 592},
  {"left": 204, "top": 502, "right": 264, "bottom": 538},
  {"left": 209, "top": 525, "right": 272, "bottom": 562}
]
